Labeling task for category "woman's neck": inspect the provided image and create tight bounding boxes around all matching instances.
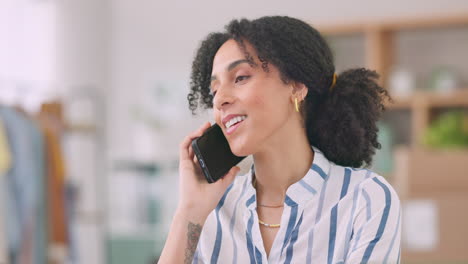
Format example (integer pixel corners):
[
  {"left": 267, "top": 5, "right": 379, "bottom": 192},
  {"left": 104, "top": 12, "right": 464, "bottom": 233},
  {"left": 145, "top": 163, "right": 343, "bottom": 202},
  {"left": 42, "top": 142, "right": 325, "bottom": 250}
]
[{"left": 252, "top": 116, "right": 314, "bottom": 207}]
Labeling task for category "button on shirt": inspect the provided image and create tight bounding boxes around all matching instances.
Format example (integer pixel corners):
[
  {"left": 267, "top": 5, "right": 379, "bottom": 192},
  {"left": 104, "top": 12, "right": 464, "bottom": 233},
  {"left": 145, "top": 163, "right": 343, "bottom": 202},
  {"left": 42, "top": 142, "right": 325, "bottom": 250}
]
[{"left": 193, "top": 145, "right": 401, "bottom": 264}]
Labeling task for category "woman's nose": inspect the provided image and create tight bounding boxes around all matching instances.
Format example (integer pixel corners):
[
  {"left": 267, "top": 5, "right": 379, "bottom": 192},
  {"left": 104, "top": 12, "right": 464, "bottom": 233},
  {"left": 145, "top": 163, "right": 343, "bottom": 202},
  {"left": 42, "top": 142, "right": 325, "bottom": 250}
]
[{"left": 213, "top": 87, "right": 234, "bottom": 110}]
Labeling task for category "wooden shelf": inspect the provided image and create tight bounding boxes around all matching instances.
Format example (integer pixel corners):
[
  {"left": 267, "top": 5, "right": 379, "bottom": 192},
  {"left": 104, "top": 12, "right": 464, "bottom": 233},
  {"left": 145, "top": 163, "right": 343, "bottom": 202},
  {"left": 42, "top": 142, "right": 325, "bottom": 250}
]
[
  {"left": 316, "top": 13, "right": 468, "bottom": 86},
  {"left": 316, "top": 12, "right": 468, "bottom": 35},
  {"left": 385, "top": 89, "right": 468, "bottom": 110}
]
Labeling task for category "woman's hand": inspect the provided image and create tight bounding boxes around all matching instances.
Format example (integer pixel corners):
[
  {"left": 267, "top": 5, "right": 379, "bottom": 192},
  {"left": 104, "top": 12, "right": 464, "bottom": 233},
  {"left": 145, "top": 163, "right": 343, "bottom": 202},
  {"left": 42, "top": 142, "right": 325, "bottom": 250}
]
[
  {"left": 159, "top": 122, "right": 239, "bottom": 264},
  {"left": 177, "top": 121, "right": 240, "bottom": 220}
]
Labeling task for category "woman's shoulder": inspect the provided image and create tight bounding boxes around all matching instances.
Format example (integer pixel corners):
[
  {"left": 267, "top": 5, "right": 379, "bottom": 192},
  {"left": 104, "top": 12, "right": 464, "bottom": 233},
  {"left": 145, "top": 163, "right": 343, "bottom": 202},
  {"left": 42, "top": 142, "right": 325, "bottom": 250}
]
[{"left": 328, "top": 163, "right": 400, "bottom": 204}]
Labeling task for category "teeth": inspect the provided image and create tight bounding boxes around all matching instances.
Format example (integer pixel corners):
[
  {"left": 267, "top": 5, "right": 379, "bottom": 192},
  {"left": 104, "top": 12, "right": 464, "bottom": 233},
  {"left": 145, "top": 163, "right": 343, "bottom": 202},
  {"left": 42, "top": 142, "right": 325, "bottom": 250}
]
[{"left": 225, "top": 115, "right": 247, "bottom": 129}]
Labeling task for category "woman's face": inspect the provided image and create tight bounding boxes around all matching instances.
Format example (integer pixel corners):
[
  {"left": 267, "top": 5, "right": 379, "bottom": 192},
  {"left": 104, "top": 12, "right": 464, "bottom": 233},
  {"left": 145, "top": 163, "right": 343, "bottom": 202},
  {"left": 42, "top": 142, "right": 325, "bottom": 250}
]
[{"left": 210, "top": 39, "right": 296, "bottom": 156}]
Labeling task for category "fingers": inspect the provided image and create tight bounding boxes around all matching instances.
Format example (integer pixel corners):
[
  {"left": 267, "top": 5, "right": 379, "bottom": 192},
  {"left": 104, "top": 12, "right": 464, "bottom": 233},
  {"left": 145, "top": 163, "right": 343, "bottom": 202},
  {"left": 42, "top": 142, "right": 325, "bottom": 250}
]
[{"left": 179, "top": 122, "right": 212, "bottom": 160}]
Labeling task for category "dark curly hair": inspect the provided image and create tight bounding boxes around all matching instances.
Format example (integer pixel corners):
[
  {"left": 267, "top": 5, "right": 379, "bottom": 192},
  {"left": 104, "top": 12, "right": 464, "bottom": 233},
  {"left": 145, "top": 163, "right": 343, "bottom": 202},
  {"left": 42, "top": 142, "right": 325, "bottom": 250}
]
[{"left": 187, "top": 16, "right": 392, "bottom": 168}]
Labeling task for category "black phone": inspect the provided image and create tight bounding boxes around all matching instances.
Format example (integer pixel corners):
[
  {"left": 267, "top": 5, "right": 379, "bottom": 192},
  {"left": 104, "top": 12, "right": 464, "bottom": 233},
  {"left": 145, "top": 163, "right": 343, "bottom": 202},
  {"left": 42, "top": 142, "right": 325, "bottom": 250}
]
[{"left": 191, "top": 123, "right": 246, "bottom": 183}]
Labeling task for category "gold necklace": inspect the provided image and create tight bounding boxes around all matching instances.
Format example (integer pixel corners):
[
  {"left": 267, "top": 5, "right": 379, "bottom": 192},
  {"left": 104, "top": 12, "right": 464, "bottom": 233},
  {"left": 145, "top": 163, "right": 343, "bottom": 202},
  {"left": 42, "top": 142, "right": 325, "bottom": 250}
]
[
  {"left": 258, "top": 219, "right": 281, "bottom": 228},
  {"left": 258, "top": 204, "right": 284, "bottom": 208},
  {"left": 253, "top": 175, "right": 282, "bottom": 228}
]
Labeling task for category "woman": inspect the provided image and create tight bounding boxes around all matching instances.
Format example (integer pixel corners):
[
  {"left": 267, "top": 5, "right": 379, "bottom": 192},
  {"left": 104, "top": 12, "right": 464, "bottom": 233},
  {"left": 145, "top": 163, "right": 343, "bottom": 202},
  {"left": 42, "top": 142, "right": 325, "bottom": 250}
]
[{"left": 159, "top": 16, "right": 401, "bottom": 264}]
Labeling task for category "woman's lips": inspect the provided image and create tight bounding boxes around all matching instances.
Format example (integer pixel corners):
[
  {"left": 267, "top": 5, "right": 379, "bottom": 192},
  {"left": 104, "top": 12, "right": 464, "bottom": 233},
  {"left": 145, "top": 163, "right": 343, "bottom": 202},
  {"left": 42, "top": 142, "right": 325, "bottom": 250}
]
[{"left": 226, "top": 119, "right": 245, "bottom": 135}]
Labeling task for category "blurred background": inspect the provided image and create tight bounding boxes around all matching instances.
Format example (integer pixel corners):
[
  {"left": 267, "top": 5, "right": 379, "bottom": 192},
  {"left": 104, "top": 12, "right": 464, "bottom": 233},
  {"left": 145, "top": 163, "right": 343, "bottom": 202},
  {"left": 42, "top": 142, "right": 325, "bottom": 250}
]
[{"left": 0, "top": 0, "right": 467, "bottom": 263}]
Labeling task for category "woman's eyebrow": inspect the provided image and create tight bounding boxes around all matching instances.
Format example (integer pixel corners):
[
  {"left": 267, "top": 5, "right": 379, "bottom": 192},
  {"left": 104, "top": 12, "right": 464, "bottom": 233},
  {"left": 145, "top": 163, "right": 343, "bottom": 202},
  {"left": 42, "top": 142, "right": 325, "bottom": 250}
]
[{"left": 210, "top": 59, "right": 253, "bottom": 81}]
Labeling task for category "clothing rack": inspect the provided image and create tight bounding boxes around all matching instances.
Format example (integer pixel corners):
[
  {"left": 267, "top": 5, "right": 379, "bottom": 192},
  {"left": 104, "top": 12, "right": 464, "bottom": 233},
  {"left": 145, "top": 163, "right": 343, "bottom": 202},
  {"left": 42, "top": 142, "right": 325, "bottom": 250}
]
[{"left": 0, "top": 101, "right": 77, "bottom": 264}]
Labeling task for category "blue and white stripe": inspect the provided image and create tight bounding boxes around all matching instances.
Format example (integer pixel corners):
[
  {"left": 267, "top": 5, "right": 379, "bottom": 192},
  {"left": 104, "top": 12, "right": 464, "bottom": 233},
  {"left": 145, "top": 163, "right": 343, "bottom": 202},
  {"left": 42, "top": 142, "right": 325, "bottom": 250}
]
[{"left": 193, "top": 145, "right": 401, "bottom": 264}]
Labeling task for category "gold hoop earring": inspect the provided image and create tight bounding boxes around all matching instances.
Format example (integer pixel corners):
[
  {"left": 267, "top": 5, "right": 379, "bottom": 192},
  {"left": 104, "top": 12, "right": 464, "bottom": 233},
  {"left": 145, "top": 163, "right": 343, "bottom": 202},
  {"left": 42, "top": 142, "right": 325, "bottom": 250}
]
[{"left": 295, "top": 98, "right": 299, "bottom": 112}]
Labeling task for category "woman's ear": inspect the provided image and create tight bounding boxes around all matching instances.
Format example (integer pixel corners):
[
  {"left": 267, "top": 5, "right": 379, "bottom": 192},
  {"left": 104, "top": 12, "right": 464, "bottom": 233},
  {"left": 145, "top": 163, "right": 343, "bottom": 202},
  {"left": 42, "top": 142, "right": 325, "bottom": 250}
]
[{"left": 291, "top": 82, "right": 308, "bottom": 101}]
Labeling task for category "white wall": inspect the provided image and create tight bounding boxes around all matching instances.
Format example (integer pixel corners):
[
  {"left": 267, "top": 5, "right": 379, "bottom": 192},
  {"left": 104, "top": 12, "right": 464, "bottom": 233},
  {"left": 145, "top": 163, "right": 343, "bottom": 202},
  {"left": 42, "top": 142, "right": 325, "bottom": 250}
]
[
  {"left": 55, "top": 0, "right": 110, "bottom": 93},
  {"left": 0, "top": 0, "right": 57, "bottom": 110}
]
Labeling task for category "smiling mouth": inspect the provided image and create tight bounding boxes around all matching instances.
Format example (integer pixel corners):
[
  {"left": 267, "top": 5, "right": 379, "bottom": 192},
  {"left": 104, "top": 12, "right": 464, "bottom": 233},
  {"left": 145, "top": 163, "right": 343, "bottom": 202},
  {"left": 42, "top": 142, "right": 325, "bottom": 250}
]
[
  {"left": 225, "top": 115, "right": 247, "bottom": 135},
  {"left": 225, "top": 115, "right": 247, "bottom": 129}
]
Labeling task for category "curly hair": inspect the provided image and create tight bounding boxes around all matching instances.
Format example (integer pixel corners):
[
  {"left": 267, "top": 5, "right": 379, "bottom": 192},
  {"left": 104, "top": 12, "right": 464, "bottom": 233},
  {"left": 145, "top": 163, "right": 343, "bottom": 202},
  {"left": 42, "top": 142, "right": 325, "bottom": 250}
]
[{"left": 187, "top": 16, "right": 392, "bottom": 168}]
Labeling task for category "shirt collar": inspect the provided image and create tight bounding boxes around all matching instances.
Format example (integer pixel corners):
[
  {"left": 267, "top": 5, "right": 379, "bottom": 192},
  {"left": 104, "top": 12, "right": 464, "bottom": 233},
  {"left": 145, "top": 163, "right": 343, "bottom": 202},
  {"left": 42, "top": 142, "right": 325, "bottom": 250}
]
[{"left": 243, "top": 145, "right": 331, "bottom": 211}]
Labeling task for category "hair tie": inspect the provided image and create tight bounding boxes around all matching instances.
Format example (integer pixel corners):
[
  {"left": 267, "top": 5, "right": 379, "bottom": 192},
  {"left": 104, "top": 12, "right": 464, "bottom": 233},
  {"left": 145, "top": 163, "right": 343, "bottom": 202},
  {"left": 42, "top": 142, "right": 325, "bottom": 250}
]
[{"left": 330, "top": 73, "right": 337, "bottom": 92}]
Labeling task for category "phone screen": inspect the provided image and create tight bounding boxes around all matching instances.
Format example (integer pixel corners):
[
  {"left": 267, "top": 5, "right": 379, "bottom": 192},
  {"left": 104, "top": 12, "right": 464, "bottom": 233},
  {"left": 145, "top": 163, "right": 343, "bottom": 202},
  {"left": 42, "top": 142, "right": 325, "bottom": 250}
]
[{"left": 192, "top": 123, "right": 246, "bottom": 183}]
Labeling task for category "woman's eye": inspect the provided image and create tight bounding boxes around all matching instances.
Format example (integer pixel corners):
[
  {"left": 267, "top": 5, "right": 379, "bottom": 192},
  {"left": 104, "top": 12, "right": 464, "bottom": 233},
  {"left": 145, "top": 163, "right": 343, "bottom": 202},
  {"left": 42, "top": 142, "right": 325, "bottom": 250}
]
[
  {"left": 235, "top": 75, "right": 250, "bottom": 83},
  {"left": 210, "top": 90, "right": 217, "bottom": 97}
]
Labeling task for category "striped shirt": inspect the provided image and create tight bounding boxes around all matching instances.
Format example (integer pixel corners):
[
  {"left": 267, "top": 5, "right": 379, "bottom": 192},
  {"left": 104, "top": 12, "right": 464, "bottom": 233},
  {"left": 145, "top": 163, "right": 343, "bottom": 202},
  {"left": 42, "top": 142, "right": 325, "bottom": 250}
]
[{"left": 193, "top": 145, "right": 401, "bottom": 264}]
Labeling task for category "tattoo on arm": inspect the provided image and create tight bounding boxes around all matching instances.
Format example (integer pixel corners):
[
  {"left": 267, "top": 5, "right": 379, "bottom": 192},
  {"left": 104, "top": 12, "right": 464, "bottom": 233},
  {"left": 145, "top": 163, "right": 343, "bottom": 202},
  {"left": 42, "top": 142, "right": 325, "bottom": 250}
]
[{"left": 185, "top": 222, "right": 202, "bottom": 264}]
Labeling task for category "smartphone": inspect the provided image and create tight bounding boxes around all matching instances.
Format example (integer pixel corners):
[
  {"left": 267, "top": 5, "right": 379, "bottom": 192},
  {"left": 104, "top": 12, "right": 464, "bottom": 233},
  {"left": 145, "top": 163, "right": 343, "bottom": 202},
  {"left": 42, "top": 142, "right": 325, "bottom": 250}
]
[{"left": 191, "top": 123, "right": 246, "bottom": 183}]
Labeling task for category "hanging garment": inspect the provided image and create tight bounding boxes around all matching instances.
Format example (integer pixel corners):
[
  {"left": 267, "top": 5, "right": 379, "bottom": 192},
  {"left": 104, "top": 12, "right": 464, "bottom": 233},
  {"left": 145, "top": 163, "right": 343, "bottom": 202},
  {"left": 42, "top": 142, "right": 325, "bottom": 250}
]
[
  {"left": 0, "top": 116, "right": 12, "bottom": 264},
  {"left": 0, "top": 176, "right": 10, "bottom": 264},
  {"left": 0, "top": 117, "right": 11, "bottom": 174},
  {"left": 0, "top": 106, "right": 47, "bottom": 264},
  {"left": 37, "top": 103, "right": 69, "bottom": 264}
]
